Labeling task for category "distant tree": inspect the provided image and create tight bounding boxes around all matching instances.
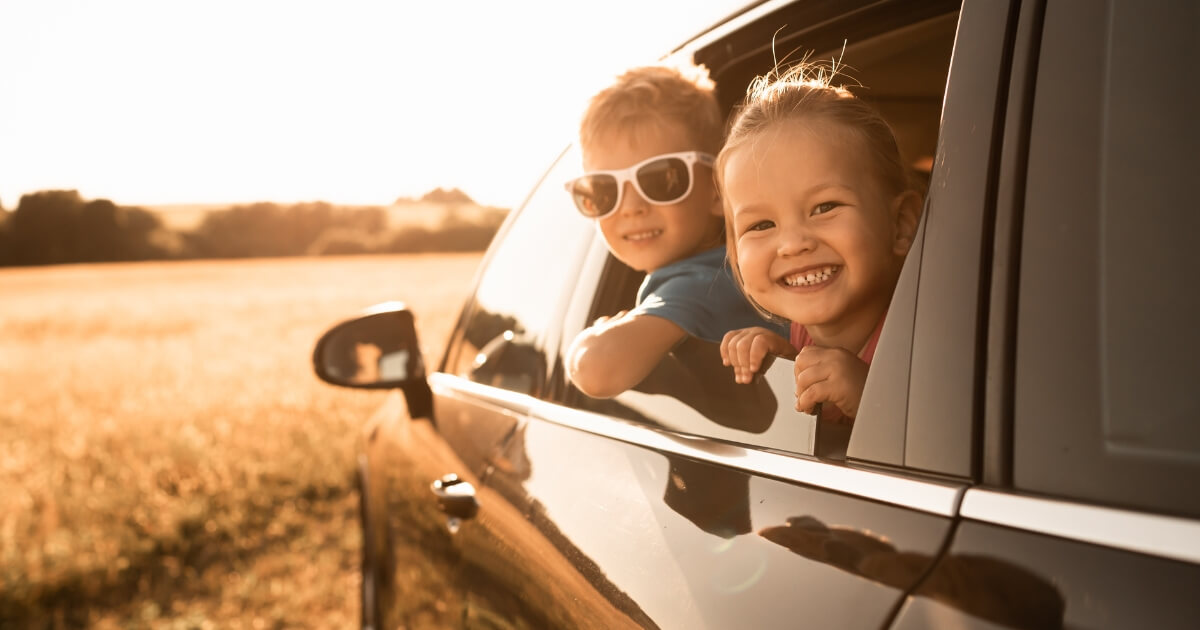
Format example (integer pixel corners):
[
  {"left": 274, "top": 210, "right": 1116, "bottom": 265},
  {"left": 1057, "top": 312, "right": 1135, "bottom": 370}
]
[
  {"left": 0, "top": 190, "right": 170, "bottom": 265},
  {"left": 419, "top": 187, "right": 475, "bottom": 205},
  {"left": 8, "top": 190, "right": 86, "bottom": 264},
  {"left": 381, "top": 206, "right": 505, "bottom": 254},
  {"left": 307, "top": 226, "right": 376, "bottom": 256},
  {"left": 0, "top": 208, "right": 11, "bottom": 266},
  {"left": 184, "top": 202, "right": 387, "bottom": 259}
]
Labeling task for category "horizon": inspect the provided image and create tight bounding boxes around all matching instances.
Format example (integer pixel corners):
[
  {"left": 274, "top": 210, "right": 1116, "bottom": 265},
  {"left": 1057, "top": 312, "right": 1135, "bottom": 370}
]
[{"left": 0, "top": 185, "right": 506, "bottom": 214}]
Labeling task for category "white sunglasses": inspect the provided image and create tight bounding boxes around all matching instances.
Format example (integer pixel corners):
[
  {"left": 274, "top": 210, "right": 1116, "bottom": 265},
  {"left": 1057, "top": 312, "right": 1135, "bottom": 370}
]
[{"left": 564, "top": 151, "right": 715, "bottom": 219}]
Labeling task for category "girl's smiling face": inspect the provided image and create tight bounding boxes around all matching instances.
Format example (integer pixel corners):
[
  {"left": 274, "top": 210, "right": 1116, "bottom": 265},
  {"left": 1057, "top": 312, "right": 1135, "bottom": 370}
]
[{"left": 723, "top": 122, "right": 917, "bottom": 343}]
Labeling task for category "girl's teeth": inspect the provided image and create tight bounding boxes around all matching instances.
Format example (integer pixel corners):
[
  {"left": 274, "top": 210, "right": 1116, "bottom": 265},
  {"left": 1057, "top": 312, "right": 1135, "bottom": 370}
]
[
  {"left": 785, "top": 266, "right": 837, "bottom": 287},
  {"left": 627, "top": 230, "right": 661, "bottom": 241}
]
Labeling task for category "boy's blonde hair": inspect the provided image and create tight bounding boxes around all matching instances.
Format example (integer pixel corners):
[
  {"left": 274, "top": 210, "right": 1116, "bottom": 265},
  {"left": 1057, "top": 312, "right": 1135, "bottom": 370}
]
[
  {"left": 716, "top": 63, "right": 915, "bottom": 320},
  {"left": 580, "top": 63, "right": 724, "bottom": 155}
]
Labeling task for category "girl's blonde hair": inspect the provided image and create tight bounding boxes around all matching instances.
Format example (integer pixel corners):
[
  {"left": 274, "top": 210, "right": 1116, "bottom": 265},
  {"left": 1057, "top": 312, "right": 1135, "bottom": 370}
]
[
  {"left": 580, "top": 63, "right": 724, "bottom": 156},
  {"left": 715, "top": 62, "right": 914, "bottom": 321}
]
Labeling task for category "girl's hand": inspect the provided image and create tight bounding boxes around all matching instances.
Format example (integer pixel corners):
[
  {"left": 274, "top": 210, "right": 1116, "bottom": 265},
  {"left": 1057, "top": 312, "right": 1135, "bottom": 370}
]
[
  {"left": 793, "top": 346, "right": 870, "bottom": 418},
  {"left": 721, "top": 327, "right": 797, "bottom": 384}
]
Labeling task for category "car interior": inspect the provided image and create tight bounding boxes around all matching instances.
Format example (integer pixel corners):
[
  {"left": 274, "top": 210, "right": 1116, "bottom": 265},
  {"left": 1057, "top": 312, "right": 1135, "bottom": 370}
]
[{"left": 572, "top": 7, "right": 960, "bottom": 457}]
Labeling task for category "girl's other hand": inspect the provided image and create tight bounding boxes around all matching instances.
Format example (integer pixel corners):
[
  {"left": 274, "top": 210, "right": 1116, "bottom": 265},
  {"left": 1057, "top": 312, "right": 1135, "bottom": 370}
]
[
  {"left": 793, "top": 346, "right": 869, "bottom": 418},
  {"left": 720, "top": 327, "right": 796, "bottom": 384}
]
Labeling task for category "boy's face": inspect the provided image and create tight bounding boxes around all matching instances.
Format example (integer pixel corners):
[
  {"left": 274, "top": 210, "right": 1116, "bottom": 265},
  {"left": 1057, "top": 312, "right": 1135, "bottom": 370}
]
[
  {"left": 723, "top": 123, "right": 913, "bottom": 330},
  {"left": 582, "top": 123, "right": 722, "bottom": 272}
]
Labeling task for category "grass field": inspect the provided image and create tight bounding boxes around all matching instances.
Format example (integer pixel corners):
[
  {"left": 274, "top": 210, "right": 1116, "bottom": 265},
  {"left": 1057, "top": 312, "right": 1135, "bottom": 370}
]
[{"left": 0, "top": 253, "right": 483, "bottom": 629}]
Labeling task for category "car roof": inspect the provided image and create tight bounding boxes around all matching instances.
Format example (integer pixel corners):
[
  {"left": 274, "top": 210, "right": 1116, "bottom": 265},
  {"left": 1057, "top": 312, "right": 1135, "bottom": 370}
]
[{"left": 658, "top": 0, "right": 773, "bottom": 56}]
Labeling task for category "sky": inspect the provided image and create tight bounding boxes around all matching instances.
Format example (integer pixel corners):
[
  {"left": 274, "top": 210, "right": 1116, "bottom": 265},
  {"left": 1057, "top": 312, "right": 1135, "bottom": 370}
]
[{"left": 0, "top": 0, "right": 750, "bottom": 211}]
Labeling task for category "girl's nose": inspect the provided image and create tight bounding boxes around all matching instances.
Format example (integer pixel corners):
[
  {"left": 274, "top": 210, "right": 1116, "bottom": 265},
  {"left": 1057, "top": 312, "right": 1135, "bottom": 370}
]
[{"left": 777, "top": 223, "right": 817, "bottom": 256}]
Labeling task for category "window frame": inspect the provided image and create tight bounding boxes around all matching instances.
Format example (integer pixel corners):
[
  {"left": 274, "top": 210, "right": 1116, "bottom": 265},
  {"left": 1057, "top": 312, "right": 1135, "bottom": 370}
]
[
  {"left": 849, "top": 0, "right": 1020, "bottom": 479},
  {"left": 547, "top": 0, "right": 1001, "bottom": 479}
]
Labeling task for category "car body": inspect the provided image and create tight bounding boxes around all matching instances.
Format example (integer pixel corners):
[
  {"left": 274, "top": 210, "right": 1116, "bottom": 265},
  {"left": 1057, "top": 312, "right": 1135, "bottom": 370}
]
[{"left": 313, "top": 0, "right": 1200, "bottom": 627}]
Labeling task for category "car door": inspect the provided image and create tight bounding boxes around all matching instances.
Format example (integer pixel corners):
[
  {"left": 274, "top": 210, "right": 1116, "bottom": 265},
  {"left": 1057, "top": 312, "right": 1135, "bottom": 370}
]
[
  {"left": 892, "top": 1, "right": 1200, "bottom": 628},
  {"left": 454, "top": 1, "right": 1019, "bottom": 627},
  {"left": 359, "top": 145, "right": 597, "bottom": 629}
]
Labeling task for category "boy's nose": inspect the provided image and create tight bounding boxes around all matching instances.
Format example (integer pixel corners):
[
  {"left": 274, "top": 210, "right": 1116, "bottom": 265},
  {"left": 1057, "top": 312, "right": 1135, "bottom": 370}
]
[{"left": 616, "top": 182, "right": 648, "bottom": 215}]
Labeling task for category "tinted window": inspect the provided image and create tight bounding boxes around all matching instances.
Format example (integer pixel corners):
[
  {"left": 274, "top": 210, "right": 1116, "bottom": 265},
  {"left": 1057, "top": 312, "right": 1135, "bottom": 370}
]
[
  {"left": 448, "top": 146, "right": 596, "bottom": 397},
  {"left": 1014, "top": 0, "right": 1200, "bottom": 516}
]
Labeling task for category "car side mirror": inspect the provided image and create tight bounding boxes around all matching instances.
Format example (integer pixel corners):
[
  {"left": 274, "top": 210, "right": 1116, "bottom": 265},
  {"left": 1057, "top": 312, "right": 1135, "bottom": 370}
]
[{"left": 313, "top": 301, "right": 432, "bottom": 418}]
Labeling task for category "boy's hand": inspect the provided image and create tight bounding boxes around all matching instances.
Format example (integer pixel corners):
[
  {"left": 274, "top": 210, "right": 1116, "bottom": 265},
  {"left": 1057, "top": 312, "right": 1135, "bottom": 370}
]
[
  {"left": 793, "top": 346, "right": 869, "bottom": 418},
  {"left": 720, "top": 327, "right": 797, "bottom": 384},
  {"left": 591, "top": 310, "right": 629, "bottom": 328}
]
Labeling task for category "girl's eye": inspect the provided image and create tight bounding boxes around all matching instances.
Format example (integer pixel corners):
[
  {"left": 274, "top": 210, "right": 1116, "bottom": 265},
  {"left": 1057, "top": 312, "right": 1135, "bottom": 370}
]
[
  {"left": 746, "top": 220, "right": 775, "bottom": 232},
  {"left": 812, "top": 202, "right": 840, "bottom": 216}
]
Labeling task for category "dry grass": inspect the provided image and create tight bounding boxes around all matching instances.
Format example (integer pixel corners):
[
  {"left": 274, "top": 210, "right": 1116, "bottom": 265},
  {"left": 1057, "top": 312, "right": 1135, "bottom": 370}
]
[{"left": 0, "top": 254, "right": 482, "bottom": 629}]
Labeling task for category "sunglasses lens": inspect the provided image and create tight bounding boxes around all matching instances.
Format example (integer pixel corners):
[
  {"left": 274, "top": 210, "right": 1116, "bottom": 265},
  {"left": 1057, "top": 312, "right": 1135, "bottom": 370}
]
[
  {"left": 570, "top": 175, "right": 619, "bottom": 217},
  {"left": 637, "top": 157, "right": 691, "bottom": 203}
]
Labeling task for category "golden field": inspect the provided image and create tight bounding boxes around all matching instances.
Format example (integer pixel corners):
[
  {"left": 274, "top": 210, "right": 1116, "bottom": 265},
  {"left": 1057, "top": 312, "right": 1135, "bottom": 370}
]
[{"left": 0, "top": 253, "right": 483, "bottom": 629}]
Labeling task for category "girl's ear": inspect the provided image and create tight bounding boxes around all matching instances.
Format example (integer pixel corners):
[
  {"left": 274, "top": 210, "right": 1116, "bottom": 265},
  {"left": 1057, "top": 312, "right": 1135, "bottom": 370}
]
[{"left": 891, "top": 190, "right": 923, "bottom": 257}]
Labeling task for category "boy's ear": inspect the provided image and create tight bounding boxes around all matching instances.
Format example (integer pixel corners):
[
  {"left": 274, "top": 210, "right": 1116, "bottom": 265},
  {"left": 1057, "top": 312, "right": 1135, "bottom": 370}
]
[
  {"left": 891, "top": 191, "right": 923, "bottom": 257},
  {"left": 708, "top": 189, "right": 723, "bottom": 217}
]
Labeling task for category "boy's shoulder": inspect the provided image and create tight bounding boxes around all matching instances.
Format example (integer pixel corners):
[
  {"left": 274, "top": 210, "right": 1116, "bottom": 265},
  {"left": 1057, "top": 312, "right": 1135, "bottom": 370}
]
[
  {"left": 640, "top": 246, "right": 729, "bottom": 296},
  {"left": 651, "top": 246, "right": 728, "bottom": 278},
  {"left": 634, "top": 246, "right": 786, "bottom": 343}
]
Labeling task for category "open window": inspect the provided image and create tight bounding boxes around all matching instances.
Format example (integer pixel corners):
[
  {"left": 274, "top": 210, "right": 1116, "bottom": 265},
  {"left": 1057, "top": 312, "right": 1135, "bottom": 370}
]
[{"left": 562, "top": 2, "right": 962, "bottom": 460}]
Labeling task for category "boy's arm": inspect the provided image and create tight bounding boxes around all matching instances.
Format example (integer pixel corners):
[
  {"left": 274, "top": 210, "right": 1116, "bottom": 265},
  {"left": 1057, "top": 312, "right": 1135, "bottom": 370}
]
[{"left": 567, "top": 312, "right": 689, "bottom": 399}]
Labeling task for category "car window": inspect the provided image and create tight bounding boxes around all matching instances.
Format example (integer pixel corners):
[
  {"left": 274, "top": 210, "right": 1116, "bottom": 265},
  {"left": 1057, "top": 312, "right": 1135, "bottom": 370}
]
[
  {"left": 1014, "top": 0, "right": 1200, "bottom": 517},
  {"left": 445, "top": 145, "right": 596, "bottom": 397},
  {"left": 563, "top": 6, "right": 960, "bottom": 460}
]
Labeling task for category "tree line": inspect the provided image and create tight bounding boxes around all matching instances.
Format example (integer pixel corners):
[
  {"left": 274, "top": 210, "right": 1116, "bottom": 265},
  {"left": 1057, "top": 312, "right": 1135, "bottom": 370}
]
[{"left": 0, "top": 189, "right": 507, "bottom": 267}]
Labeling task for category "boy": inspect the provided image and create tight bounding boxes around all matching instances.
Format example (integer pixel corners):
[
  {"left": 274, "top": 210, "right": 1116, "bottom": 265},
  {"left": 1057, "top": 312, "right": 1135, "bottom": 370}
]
[{"left": 564, "top": 63, "right": 788, "bottom": 398}]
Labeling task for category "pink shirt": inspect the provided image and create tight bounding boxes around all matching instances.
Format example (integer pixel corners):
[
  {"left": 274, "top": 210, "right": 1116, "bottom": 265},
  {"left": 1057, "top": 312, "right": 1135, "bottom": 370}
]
[{"left": 789, "top": 317, "right": 885, "bottom": 424}]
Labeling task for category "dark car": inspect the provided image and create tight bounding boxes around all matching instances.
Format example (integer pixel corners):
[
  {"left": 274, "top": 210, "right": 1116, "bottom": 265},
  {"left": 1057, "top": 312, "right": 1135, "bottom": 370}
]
[{"left": 313, "top": 0, "right": 1200, "bottom": 627}]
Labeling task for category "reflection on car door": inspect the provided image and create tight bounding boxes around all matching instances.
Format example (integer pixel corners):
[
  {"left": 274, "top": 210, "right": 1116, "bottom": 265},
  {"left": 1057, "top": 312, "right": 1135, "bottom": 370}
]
[
  {"left": 467, "top": 405, "right": 959, "bottom": 629},
  {"left": 361, "top": 392, "right": 493, "bottom": 628}
]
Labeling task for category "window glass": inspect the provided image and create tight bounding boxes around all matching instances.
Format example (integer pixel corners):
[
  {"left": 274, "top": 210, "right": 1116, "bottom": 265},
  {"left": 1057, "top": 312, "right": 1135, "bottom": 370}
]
[
  {"left": 449, "top": 146, "right": 596, "bottom": 396},
  {"left": 1014, "top": 0, "right": 1200, "bottom": 516}
]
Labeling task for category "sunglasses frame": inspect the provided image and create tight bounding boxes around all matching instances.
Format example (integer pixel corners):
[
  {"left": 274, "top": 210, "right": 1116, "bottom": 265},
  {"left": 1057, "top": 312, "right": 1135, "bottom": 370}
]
[{"left": 564, "top": 150, "right": 715, "bottom": 219}]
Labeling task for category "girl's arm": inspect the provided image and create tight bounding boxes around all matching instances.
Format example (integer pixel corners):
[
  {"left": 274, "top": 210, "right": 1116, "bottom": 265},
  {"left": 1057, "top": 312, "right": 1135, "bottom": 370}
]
[
  {"left": 720, "top": 327, "right": 797, "bottom": 384},
  {"left": 792, "top": 346, "right": 870, "bottom": 418}
]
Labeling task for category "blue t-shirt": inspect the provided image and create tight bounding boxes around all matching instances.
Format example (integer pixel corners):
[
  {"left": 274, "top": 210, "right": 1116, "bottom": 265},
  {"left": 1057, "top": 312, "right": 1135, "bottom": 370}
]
[{"left": 630, "top": 246, "right": 789, "bottom": 343}]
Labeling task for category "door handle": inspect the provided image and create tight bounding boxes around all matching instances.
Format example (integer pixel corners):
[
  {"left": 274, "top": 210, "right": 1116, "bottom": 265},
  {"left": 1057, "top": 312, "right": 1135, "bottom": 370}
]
[{"left": 431, "top": 473, "right": 479, "bottom": 520}]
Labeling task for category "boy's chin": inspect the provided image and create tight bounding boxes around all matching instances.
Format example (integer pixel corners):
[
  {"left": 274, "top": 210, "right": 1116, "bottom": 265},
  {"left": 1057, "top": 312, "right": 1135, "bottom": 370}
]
[{"left": 610, "top": 251, "right": 657, "bottom": 273}]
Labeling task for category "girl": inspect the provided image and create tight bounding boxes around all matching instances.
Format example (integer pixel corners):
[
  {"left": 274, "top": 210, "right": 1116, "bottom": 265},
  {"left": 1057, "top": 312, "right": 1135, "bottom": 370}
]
[{"left": 717, "top": 65, "right": 922, "bottom": 423}]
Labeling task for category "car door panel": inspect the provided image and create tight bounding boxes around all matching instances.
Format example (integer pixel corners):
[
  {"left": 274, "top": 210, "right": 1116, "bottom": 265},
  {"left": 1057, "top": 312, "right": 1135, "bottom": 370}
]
[
  {"left": 893, "top": 517, "right": 1200, "bottom": 629},
  {"left": 468, "top": 405, "right": 959, "bottom": 629},
  {"left": 362, "top": 392, "right": 497, "bottom": 629}
]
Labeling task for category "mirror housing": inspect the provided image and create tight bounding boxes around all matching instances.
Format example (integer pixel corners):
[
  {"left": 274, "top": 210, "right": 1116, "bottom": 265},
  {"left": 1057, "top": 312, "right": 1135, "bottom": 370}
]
[{"left": 313, "top": 301, "right": 432, "bottom": 418}]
